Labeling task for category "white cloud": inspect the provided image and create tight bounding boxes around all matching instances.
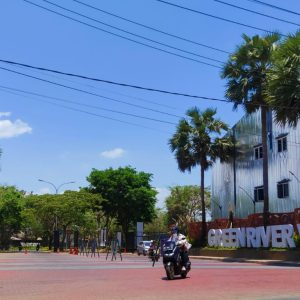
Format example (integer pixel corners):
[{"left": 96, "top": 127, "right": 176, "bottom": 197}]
[
  {"left": 0, "top": 112, "right": 11, "bottom": 118},
  {"left": 0, "top": 119, "right": 32, "bottom": 139},
  {"left": 100, "top": 148, "right": 125, "bottom": 159},
  {"left": 155, "top": 187, "right": 170, "bottom": 210}
]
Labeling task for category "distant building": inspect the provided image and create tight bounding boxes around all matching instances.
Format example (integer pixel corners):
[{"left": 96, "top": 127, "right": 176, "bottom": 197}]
[{"left": 211, "top": 110, "right": 300, "bottom": 220}]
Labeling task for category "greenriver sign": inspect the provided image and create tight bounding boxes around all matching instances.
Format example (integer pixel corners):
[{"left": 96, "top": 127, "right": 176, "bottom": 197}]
[{"left": 208, "top": 224, "right": 300, "bottom": 248}]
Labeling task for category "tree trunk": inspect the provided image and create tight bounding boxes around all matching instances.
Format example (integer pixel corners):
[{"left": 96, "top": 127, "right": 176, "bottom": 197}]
[
  {"left": 48, "top": 232, "right": 53, "bottom": 250},
  {"left": 60, "top": 225, "right": 67, "bottom": 252},
  {"left": 200, "top": 165, "right": 207, "bottom": 245},
  {"left": 261, "top": 107, "right": 270, "bottom": 227}
]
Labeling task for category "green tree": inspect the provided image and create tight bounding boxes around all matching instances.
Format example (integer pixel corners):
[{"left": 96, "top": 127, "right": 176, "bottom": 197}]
[
  {"left": 144, "top": 208, "right": 168, "bottom": 233},
  {"left": 23, "top": 194, "right": 60, "bottom": 249},
  {"left": 266, "top": 31, "right": 300, "bottom": 127},
  {"left": 23, "top": 190, "right": 100, "bottom": 250},
  {"left": 169, "top": 107, "right": 233, "bottom": 244},
  {"left": 222, "top": 33, "right": 280, "bottom": 227},
  {"left": 0, "top": 186, "right": 23, "bottom": 249},
  {"left": 86, "top": 166, "right": 157, "bottom": 247},
  {"left": 165, "top": 185, "right": 210, "bottom": 234},
  {"left": 55, "top": 191, "right": 102, "bottom": 251}
]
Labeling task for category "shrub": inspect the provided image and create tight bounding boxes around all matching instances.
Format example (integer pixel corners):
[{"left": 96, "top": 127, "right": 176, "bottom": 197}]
[{"left": 293, "top": 233, "right": 300, "bottom": 248}]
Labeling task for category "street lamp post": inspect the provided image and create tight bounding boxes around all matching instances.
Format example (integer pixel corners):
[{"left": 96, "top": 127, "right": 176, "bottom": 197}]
[
  {"left": 289, "top": 171, "right": 300, "bottom": 184},
  {"left": 38, "top": 179, "right": 75, "bottom": 252},
  {"left": 38, "top": 179, "right": 75, "bottom": 194},
  {"left": 239, "top": 186, "right": 256, "bottom": 214},
  {"left": 211, "top": 199, "right": 222, "bottom": 217}
]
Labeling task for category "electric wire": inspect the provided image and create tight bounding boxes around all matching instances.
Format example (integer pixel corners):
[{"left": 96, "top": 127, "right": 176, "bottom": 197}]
[
  {"left": 0, "top": 79, "right": 300, "bottom": 147},
  {"left": 42, "top": 0, "right": 224, "bottom": 64},
  {"left": 155, "top": 0, "right": 287, "bottom": 37},
  {"left": 0, "top": 66, "right": 185, "bottom": 119},
  {"left": 73, "top": 0, "right": 230, "bottom": 54},
  {"left": 214, "top": 0, "right": 300, "bottom": 27},
  {"left": 0, "top": 59, "right": 230, "bottom": 103},
  {"left": 243, "top": 0, "right": 300, "bottom": 17},
  {"left": 23, "top": 0, "right": 221, "bottom": 68},
  {"left": 0, "top": 85, "right": 178, "bottom": 125},
  {"left": 0, "top": 88, "right": 171, "bottom": 133},
  {"left": 13, "top": 63, "right": 177, "bottom": 110},
  {"left": 2, "top": 84, "right": 300, "bottom": 147},
  {"left": 4, "top": 63, "right": 300, "bottom": 145},
  {"left": 2, "top": 59, "right": 300, "bottom": 112}
]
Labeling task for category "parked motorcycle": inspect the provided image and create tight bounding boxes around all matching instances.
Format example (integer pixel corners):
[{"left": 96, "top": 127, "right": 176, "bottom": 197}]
[{"left": 162, "top": 240, "right": 191, "bottom": 280}]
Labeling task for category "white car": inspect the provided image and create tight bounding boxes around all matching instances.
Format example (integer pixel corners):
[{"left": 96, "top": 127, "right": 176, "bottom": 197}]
[{"left": 137, "top": 241, "right": 152, "bottom": 256}]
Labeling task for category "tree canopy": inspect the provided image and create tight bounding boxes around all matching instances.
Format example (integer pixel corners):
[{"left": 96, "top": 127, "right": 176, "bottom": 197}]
[
  {"left": 86, "top": 166, "right": 157, "bottom": 243},
  {"left": 0, "top": 186, "right": 23, "bottom": 249},
  {"left": 222, "top": 33, "right": 280, "bottom": 227},
  {"left": 169, "top": 107, "right": 233, "bottom": 243},
  {"left": 266, "top": 31, "right": 300, "bottom": 127},
  {"left": 165, "top": 185, "right": 211, "bottom": 234}
]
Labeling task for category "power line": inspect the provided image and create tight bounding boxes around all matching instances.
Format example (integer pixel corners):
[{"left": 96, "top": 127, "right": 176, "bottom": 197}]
[
  {"left": 14, "top": 63, "right": 178, "bottom": 110},
  {"left": 0, "top": 85, "right": 178, "bottom": 125},
  {"left": 23, "top": 0, "right": 221, "bottom": 68},
  {"left": 2, "top": 71, "right": 300, "bottom": 145},
  {"left": 0, "top": 88, "right": 170, "bottom": 133},
  {"left": 214, "top": 0, "right": 300, "bottom": 27},
  {"left": 12, "top": 86, "right": 300, "bottom": 149},
  {"left": 0, "top": 59, "right": 229, "bottom": 102},
  {"left": 155, "top": 0, "right": 287, "bottom": 37},
  {"left": 0, "top": 65, "right": 185, "bottom": 118},
  {"left": 41, "top": 0, "right": 223, "bottom": 64},
  {"left": 73, "top": 0, "right": 230, "bottom": 54},
  {"left": 244, "top": 0, "right": 300, "bottom": 17},
  {"left": 1, "top": 59, "right": 299, "bottom": 112}
]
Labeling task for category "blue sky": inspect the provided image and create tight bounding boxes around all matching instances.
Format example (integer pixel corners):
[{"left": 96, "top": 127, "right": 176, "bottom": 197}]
[{"left": 0, "top": 0, "right": 299, "bottom": 209}]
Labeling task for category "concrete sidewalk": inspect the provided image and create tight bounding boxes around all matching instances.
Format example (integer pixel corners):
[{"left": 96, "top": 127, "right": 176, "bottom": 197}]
[{"left": 190, "top": 254, "right": 300, "bottom": 267}]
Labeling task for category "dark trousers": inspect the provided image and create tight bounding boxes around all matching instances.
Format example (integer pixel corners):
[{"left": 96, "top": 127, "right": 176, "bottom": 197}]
[{"left": 180, "top": 250, "right": 189, "bottom": 267}]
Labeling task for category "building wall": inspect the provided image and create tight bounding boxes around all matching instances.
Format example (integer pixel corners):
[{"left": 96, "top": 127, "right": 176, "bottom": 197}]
[{"left": 211, "top": 110, "right": 300, "bottom": 220}]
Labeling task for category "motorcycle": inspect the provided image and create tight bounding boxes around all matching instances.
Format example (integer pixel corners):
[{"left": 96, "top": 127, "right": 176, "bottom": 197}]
[
  {"left": 148, "top": 246, "right": 160, "bottom": 262},
  {"left": 162, "top": 240, "right": 191, "bottom": 280}
]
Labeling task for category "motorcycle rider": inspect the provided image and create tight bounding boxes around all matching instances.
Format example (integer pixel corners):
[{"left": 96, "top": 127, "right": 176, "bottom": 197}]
[
  {"left": 168, "top": 225, "right": 191, "bottom": 271},
  {"left": 148, "top": 240, "right": 159, "bottom": 261}
]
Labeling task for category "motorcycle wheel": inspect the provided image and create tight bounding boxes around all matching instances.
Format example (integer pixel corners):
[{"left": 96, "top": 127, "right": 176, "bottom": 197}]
[
  {"left": 166, "top": 264, "right": 175, "bottom": 280},
  {"left": 181, "top": 272, "right": 187, "bottom": 279}
]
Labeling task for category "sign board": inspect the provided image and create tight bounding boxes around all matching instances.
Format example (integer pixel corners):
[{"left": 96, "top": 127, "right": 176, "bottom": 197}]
[
  {"left": 100, "top": 228, "right": 107, "bottom": 247},
  {"left": 208, "top": 224, "right": 300, "bottom": 248},
  {"left": 136, "top": 222, "right": 143, "bottom": 246},
  {"left": 116, "top": 232, "right": 122, "bottom": 247}
]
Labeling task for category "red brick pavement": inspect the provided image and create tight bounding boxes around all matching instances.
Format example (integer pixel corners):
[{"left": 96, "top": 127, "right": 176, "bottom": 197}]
[{"left": 0, "top": 252, "right": 300, "bottom": 300}]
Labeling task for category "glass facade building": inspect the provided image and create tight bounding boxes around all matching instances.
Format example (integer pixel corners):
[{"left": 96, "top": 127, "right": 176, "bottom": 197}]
[{"left": 211, "top": 110, "right": 300, "bottom": 220}]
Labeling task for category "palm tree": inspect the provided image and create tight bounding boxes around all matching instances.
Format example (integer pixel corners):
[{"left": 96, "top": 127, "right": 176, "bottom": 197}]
[
  {"left": 221, "top": 33, "right": 280, "bottom": 227},
  {"left": 266, "top": 31, "right": 300, "bottom": 127},
  {"left": 169, "top": 107, "right": 233, "bottom": 244}
]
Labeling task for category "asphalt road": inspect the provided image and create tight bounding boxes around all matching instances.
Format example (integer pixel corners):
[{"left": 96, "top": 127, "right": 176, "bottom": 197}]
[{"left": 0, "top": 252, "right": 300, "bottom": 300}]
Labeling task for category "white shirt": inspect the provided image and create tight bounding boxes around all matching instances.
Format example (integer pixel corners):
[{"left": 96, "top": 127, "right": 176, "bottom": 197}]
[{"left": 168, "top": 233, "right": 191, "bottom": 250}]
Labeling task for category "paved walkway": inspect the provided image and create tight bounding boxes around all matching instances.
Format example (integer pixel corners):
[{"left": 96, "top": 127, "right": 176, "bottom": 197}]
[
  {"left": 190, "top": 255, "right": 300, "bottom": 267},
  {"left": 0, "top": 252, "right": 300, "bottom": 300}
]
